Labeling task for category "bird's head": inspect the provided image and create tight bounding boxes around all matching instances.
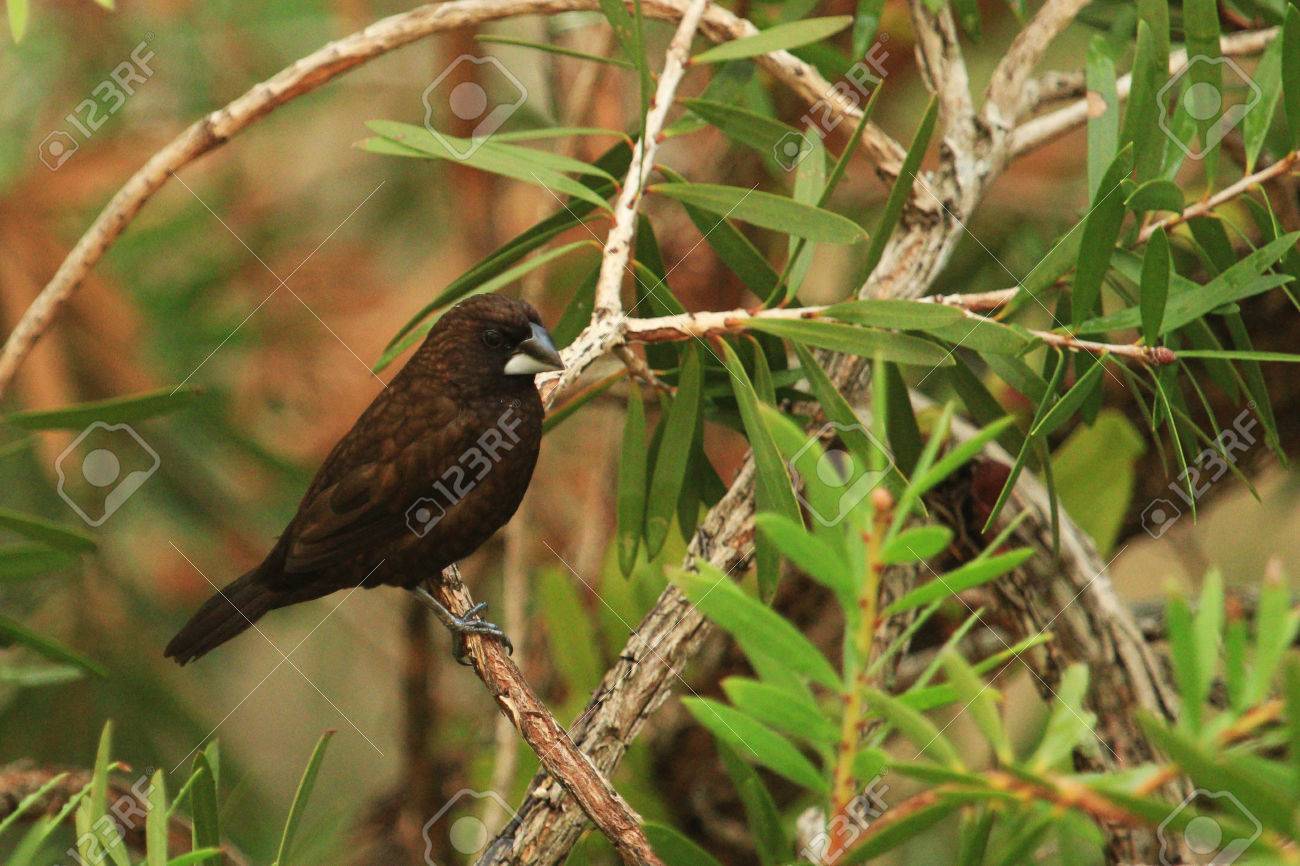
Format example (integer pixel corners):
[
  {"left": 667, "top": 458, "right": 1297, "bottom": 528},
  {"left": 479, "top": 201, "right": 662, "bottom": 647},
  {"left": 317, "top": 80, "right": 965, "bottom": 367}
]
[{"left": 422, "top": 295, "right": 564, "bottom": 388}]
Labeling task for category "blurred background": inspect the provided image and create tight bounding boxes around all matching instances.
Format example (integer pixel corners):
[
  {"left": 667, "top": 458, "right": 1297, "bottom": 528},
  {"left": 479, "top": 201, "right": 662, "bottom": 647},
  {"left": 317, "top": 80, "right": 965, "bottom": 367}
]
[{"left": 2, "top": 0, "right": 1297, "bottom": 862}]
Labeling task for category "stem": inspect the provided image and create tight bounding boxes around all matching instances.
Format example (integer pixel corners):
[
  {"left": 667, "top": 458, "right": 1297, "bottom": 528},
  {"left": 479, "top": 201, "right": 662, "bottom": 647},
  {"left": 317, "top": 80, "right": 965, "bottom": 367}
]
[{"left": 827, "top": 489, "right": 893, "bottom": 862}]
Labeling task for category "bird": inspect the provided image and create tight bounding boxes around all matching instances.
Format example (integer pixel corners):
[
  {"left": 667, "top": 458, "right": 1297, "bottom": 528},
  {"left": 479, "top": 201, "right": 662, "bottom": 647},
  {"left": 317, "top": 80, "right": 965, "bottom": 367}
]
[{"left": 165, "top": 294, "right": 564, "bottom": 666}]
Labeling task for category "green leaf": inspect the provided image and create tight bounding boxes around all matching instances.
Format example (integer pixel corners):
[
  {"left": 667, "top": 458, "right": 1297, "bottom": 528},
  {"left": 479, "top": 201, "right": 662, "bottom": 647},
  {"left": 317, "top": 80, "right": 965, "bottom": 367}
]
[
  {"left": 681, "top": 697, "right": 829, "bottom": 791},
  {"left": 0, "top": 771, "right": 67, "bottom": 840},
  {"left": 645, "top": 347, "right": 702, "bottom": 557},
  {"left": 1029, "top": 664, "right": 1094, "bottom": 771},
  {"left": 0, "top": 613, "right": 106, "bottom": 675},
  {"left": 864, "top": 687, "right": 964, "bottom": 768},
  {"left": 884, "top": 548, "right": 1035, "bottom": 615},
  {"left": 1121, "top": 21, "right": 1164, "bottom": 179},
  {"left": 474, "top": 34, "right": 634, "bottom": 68},
  {"left": 881, "top": 526, "right": 953, "bottom": 565},
  {"left": 851, "top": 0, "right": 886, "bottom": 58},
  {"left": 649, "top": 183, "right": 867, "bottom": 244},
  {"left": 838, "top": 801, "right": 961, "bottom": 865},
  {"left": 1085, "top": 38, "right": 1119, "bottom": 199},
  {"left": 1285, "top": 4, "right": 1300, "bottom": 149},
  {"left": 189, "top": 754, "right": 220, "bottom": 866},
  {"left": 1124, "top": 179, "right": 1183, "bottom": 214},
  {"left": 1243, "top": 35, "right": 1285, "bottom": 172},
  {"left": 674, "top": 566, "right": 840, "bottom": 688},
  {"left": 0, "top": 662, "right": 84, "bottom": 686},
  {"left": 7, "top": 0, "right": 28, "bottom": 41},
  {"left": 861, "top": 97, "right": 939, "bottom": 280},
  {"left": 924, "top": 317, "right": 1034, "bottom": 356},
  {"left": 719, "top": 341, "right": 801, "bottom": 597},
  {"left": 1071, "top": 144, "right": 1133, "bottom": 326},
  {"left": 1030, "top": 359, "right": 1107, "bottom": 438},
  {"left": 362, "top": 121, "right": 613, "bottom": 211},
  {"left": 1050, "top": 410, "right": 1145, "bottom": 557},
  {"left": 616, "top": 388, "right": 648, "bottom": 577},
  {"left": 743, "top": 318, "right": 953, "bottom": 367},
  {"left": 146, "top": 770, "right": 167, "bottom": 866},
  {"left": 1139, "top": 226, "right": 1171, "bottom": 344},
  {"left": 539, "top": 569, "right": 604, "bottom": 699},
  {"left": 684, "top": 99, "right": 799, "bottom": 158},
  {"left": 823, "top": 299, "right": 964, "bottom": 331},
  {"left": 0, "top": 508, "right": 96, "bottom": 552},
  {"left": 551, "top": 265, "right": 599, "bottom": 350},
  {"left": 1183, "top": 0, "right": 1223, "bottom": 171},
  {"left": 0, "top": 544, "right": 81, "bottom": 582},
  {"left": 273, "top": 730, "right": 335, "bottom": 866},
  {"left": 645, "top": 822, "right": 726, "bottom": 866},
  {"left": 754, "top": 513, "right": 853, "bottom": 600},
  {"left": 6, "top": 386, "right": 203, "bottom": 430},
  {"left": 691, "top": 16, "right": 853, "bottom": 64},
  {"left": 942, "top": 651, "right": 1011, "bottom": 763},
  {"left": 951, "top": 0, "right": 981, "bottom": 38},
  {"left": 716, "top": 742, "right": 790, "bottom": 866},
  {"left": 722, "top": 676, "right": 840, "bottom": 745}
]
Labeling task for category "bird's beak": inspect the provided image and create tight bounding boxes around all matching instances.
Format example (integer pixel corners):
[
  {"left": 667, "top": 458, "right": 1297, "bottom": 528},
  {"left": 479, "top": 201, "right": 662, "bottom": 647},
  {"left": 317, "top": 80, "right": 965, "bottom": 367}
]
[{"left": 504, "top": 322, "right": 564, "bottom": 375}]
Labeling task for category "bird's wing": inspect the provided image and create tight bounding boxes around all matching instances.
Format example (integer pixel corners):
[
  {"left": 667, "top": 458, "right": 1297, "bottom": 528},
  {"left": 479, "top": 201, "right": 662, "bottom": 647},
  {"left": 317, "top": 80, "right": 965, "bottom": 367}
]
[{"left": 281, "top": 389, "right": 465, "bottom": 574}]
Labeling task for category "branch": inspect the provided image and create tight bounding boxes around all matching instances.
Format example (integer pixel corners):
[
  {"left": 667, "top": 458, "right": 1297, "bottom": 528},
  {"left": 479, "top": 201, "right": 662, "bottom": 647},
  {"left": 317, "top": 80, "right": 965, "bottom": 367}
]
[
  {"left": 592, "top": 0, "right": 710, "bottom": 319},
  {"left": 624, "top": 305, "right": 1180, "bottom": 366},
  {"left": 1138, "top": 148, "right": 1300, "bottom": 242},
  {"left": 1010, "top": 27, "right": 1280, "bottom": 157},
  {"left": 430, "top": 567, "right": 665, "bottom": 866},
  {"left": 0, "top": 0, "right": 906, "bottom": 401},
  {"left": 983, "top": 0, "right": 1090, "bottom": 131}
]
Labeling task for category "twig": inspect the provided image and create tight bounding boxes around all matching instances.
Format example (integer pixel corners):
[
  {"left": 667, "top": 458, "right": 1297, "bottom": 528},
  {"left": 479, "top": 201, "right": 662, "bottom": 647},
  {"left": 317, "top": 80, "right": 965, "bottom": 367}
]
[
  {"left": 623, "top": 305, "right": 1180, "bottom": 365},
  {"left": 431, "top": 566, "right": 664, "bottom": 866},
  {"left": 592, "top": 0, "right": 710, "bottom": 319},
  {"left": 983, "top": 0, "right": 1090, "bottom": 131},
  {"left": 1137, "top": 149, "right": 1300, "bottom": 242}
]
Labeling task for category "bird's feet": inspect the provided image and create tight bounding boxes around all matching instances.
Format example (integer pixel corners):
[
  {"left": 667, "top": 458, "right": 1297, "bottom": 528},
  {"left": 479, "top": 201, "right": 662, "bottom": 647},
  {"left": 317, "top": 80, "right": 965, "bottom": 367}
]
[{"left": 414, "top": 589, "right": 514, "bottom": 665}]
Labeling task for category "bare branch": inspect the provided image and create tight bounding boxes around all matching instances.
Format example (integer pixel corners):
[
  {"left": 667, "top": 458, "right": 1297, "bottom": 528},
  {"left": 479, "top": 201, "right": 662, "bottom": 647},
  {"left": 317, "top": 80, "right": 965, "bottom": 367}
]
[
  {"left": 984, "top": 0, "right": 1090, "bottom": 130},
  {"left": 592, "top": 0, "right": 711, "bottom": 319},
  {"left": 1010, "top": 27, "right": 1280, "bottom": 157},
  {"left": 1138, "top": 148, "right": 1300, "bottom": 242}
]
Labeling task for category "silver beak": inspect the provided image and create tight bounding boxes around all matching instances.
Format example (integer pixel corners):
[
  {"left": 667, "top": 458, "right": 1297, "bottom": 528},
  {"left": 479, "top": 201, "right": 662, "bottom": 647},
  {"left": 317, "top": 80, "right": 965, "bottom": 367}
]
[{"left": 504, "top": 322, "right": 564, "bottom": 375}]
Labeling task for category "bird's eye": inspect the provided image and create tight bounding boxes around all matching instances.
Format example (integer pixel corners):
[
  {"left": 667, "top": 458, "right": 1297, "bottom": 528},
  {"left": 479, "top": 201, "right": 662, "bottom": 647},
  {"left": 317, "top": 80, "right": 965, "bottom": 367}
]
[{"left": 482, "top": 329, "right": 505, "bottom": 348}]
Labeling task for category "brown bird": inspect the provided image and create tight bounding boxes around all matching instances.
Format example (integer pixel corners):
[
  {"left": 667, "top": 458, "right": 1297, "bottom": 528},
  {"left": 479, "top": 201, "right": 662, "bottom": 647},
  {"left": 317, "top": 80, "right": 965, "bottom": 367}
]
[{"left": 165, "top": 294, "right": 563, "bottom": 665}]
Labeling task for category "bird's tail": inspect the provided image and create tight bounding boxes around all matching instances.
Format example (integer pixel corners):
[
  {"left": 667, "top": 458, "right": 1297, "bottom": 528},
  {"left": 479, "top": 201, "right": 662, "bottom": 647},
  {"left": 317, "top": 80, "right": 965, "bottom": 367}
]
[{"left": 165, "top": 568, "right": 278, "bottom": 665}]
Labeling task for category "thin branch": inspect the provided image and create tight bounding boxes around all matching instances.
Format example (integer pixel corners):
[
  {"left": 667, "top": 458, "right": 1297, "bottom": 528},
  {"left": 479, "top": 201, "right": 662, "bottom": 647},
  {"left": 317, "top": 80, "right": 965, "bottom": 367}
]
[
  {"left": 1010, "top": 27, "right": 1280, "bottom": 157},
  {"left": 592, "top": 0, "right": 710, "bottom": 319},
  {"left": 624, "top": 305, "right": 1180, "bottom": 365},
  {"left": 431, "top": 566, "right": 664, "bottom": 866},
  {"left": 984, "top": 0, "right": 1090, "bottom": 130},
  {"left": 1138, "top": 149, "right": 1300, "bottom": 242}
]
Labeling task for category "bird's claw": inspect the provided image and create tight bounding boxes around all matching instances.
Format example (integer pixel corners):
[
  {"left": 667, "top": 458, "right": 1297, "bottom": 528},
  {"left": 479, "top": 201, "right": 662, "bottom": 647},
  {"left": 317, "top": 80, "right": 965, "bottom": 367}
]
[
  {"left": 414, "top": 588, "right": 514, "bottom": 665},
  {"left": 447, "top": 601, "right": 514, "bottom": 666}
]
